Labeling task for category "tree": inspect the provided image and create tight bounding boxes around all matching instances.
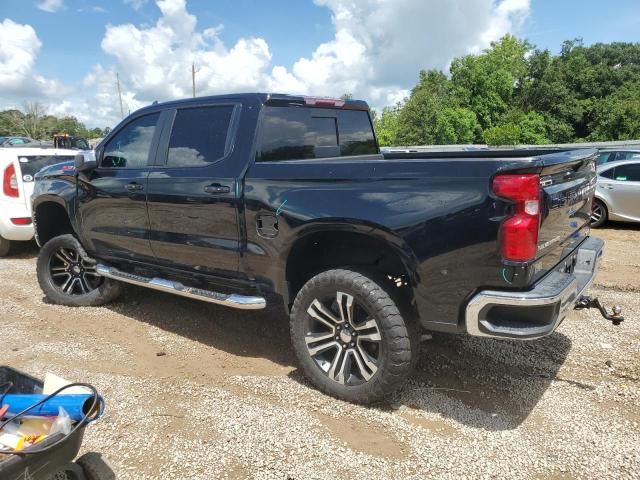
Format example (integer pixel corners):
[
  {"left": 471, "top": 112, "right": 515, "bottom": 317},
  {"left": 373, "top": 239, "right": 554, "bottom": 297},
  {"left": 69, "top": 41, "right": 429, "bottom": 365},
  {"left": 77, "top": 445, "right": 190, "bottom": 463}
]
[
  {"left": 588, "top": 82, "right": 640, "bottom": 141},
  {"left": 373, "top": 104, "right": 401, "bottom": 146},
  {"left": 483, "top": 123, "right": 521, "bottom": 146},
  {"left": 434, "top": 108, "right": 479, "bottom": 144},
  {"left": 450, "top": 35, "right": 531, "bottom": 130}
]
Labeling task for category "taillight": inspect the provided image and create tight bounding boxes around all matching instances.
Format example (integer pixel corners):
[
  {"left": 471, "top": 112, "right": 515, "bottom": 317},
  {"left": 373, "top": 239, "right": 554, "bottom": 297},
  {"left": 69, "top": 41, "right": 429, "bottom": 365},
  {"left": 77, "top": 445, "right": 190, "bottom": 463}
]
[
  {"left": 3, "top": 164, "right": 19, "bottom": 198},
  {"left": 492, "top": 174, "right": 540, "bottom": 262},
  {"left": 10, "top": 217, "right": 32, "bottom": 225}
]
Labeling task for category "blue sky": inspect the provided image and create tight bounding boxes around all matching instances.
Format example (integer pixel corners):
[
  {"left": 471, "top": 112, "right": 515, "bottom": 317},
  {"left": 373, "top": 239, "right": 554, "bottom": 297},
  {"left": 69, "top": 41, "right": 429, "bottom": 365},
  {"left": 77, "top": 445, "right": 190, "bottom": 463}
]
[{"left": 1, "top": 0, "right": 639, "bottom": 127}]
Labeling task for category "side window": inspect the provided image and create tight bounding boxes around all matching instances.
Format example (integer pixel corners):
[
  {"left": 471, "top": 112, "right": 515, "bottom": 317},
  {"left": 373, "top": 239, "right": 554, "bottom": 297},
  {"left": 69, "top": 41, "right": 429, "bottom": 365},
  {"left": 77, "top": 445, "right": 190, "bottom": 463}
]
[
  {"left": 337, "top": 110, "right": 377, "bottom": 156},
  {"left": 599, "top": 168, "right": 615, "bottom": 179},
  {"left": 167, "top": 106, "right": 235, "bottom": 167},
  {"left": 101, "top": 113, "right": 160, "bottom": 168},
  {"left": 259, "top": 107, "right": 338, "bottom": 161},
  {"left": 612, "top": 163, "right": 640, "bottom": 182}
]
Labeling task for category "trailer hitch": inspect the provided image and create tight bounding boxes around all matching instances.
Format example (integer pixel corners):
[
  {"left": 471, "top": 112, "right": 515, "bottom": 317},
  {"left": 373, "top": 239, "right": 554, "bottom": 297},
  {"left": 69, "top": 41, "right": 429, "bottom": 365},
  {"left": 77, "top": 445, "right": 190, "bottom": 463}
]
[{"left": 575, "top": 296, "right": 624, "bottom": 325}]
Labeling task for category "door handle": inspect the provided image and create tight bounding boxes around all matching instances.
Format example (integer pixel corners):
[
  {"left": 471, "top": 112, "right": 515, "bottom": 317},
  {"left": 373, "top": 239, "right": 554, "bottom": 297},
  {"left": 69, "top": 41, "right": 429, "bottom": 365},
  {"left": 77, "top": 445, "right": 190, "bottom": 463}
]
[
  {"left": 204, "top": 184, "right": 230, "bottom": 195},
  {"left": 125, "top": 182, "right": 144, "bottom": 192}
]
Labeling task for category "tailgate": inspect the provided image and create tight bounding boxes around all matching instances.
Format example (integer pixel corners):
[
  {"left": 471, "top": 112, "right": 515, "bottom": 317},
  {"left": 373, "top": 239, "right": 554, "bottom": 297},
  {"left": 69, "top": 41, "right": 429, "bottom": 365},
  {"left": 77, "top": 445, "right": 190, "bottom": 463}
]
[{"left": 535, "top": 149, "right": 597, "bottom": 275}]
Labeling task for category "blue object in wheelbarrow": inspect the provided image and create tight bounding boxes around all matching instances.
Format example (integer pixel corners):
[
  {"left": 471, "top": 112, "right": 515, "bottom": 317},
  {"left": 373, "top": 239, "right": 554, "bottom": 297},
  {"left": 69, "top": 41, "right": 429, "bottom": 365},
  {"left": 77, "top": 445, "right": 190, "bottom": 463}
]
[{"left": 0, "top": 366, "right": 108, "bottom": 480}]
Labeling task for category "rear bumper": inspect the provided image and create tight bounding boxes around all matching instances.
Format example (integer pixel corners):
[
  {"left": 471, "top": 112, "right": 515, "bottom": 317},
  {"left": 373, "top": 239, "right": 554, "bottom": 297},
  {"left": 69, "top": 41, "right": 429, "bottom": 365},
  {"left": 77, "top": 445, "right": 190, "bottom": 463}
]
[
  {"left": 465, "top": 236, "right": 603, "bottom": 340},
  {"left": 0, "top": 203, "right": 34, "bottom": 241}
]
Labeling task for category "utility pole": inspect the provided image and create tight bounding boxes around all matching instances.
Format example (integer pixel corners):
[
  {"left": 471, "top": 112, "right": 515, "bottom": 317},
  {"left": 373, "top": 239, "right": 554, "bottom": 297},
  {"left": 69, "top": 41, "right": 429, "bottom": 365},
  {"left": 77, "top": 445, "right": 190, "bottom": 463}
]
[
  {"left": 192, "top": 63, "right": 196, "bottom": 98},
  {"left": 116, "top": 72, "right": 124, "bottom": 119}
]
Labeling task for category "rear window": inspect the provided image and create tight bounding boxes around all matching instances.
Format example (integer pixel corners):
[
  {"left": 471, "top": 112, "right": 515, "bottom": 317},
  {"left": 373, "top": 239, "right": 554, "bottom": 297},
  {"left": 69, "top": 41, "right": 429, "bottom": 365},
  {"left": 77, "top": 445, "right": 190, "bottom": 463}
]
[
  {"left": 259, "top": 106, "right": 377, "bottom": 161},
  {"left": 16, "top": 155, "right": 75, "bottom": 178},
  {"left": 167, "top": 105, "right": 235, "bottom": 167}
]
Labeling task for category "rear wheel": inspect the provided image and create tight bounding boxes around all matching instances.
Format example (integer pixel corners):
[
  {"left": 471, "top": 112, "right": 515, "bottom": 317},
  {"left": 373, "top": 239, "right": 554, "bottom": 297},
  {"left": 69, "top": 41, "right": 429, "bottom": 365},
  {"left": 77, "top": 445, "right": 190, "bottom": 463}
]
[
  {"left": 37, "top": 234, "right": 121, "bottom": 306},
  {"left": 591, "top": 199, "right": 607, "bottom": 228},
  {"left": 0, "top": 235, "right": 10, "bottom": 257},
  {"left": 290, "top": 268, "right": 417, "bottom": 404}
]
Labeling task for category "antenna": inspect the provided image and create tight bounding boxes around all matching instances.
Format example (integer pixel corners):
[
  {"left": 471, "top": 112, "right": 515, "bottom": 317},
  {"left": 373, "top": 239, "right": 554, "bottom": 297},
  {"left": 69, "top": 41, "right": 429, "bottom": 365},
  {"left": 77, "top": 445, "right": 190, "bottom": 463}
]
[{"left": 116, "top": 72, "right": 124, "bottom": 119}]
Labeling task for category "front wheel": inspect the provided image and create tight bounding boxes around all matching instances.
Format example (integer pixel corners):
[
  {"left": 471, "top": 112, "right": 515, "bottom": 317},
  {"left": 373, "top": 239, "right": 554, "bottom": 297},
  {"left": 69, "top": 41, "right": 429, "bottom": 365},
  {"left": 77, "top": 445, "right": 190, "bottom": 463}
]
[
  {"left": 37, "top": 234, "right": 121, "bottom": 306},
  {"left": 290, "top": 269, "right": 418, "bottom": 404}
]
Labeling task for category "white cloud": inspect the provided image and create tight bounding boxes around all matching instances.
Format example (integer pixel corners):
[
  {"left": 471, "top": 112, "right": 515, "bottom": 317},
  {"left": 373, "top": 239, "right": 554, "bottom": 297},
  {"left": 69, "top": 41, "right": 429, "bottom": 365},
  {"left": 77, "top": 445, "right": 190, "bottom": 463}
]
[
  {"left": 2, "top": 0, "right": 530, "bottom": 127},
  {"left": 123, "top": 0, "right": 147, "bottom": 11},
  {"left": 36, "top": 0, "right": 64, "bottom": 13},
  {"left": 0, "top": 19, "right": 65, "bottom": 100},
  {"left": 91, "top": 0, "right": 530, "bottom": 125}
]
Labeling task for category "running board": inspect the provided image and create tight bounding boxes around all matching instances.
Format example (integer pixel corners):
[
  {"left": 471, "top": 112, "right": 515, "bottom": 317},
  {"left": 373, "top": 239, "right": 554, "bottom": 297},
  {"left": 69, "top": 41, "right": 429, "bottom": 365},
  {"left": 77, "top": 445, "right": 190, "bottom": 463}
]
[{"left": 96, "top": 264, "right": 266, "bottom": 310}]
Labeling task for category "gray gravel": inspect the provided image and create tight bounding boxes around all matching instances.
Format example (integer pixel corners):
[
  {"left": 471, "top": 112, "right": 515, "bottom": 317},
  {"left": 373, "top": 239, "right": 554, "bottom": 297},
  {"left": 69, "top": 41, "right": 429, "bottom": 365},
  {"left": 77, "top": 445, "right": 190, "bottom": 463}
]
[{"left": 1, "top": 230, "right": 639, "bottom": 479}]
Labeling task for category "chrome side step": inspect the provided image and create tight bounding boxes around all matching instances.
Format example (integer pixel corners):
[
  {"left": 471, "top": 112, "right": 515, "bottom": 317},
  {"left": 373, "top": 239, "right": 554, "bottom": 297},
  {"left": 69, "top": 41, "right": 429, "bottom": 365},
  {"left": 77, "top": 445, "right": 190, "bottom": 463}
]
[{"left": 96, "top": 264, "right": 266, "bottom": 310}]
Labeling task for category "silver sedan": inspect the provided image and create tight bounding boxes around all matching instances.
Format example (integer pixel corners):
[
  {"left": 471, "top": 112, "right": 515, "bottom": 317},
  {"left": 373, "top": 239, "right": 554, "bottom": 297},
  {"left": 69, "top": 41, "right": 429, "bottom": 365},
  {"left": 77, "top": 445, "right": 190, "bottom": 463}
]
[{"left": 591, "top": 160, "right": 640, "bottom": 227}]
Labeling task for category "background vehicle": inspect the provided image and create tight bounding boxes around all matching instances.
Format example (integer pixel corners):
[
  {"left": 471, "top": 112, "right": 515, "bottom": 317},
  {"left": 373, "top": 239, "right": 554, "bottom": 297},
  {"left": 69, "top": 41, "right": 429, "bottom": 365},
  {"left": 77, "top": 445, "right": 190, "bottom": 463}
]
[
  {"left": 32, "top": 93, "right": 610, "bottom": 404},
  {"left": 0, "top": 147, "right": 77, "bottom": 256},
  {"left": 0, "top": 136, "right": 39, "bottom": 147},
  {"left": 596, "top": 149, "right": 640, "bottom": 165},
  {"left": 53, "top": 134, "right": 90, "bottom": 150},
  {"left": 591, "top": 159, "right": 640, "bottom": 227}
]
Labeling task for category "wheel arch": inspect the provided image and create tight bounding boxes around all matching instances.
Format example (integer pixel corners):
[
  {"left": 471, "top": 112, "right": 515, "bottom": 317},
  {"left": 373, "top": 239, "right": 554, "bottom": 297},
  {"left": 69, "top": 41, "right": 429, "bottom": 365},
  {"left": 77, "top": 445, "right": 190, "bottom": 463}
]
[
  {"left": 284, "top": 221, "right": 419, "bottom": 310},
  {"left": 33, "top": 196, "right": 76, "bottom": 246}
]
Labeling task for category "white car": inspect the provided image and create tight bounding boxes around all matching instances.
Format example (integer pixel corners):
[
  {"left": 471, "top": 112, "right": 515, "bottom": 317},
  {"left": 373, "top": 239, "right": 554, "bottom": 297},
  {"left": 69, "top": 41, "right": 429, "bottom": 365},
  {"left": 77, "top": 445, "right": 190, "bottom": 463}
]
[
  {"left": 0, "top": 147, "right": 78, "bottom": 256},
  {"left": 591, "top": 159, "right": 640, "bottom": 227}
]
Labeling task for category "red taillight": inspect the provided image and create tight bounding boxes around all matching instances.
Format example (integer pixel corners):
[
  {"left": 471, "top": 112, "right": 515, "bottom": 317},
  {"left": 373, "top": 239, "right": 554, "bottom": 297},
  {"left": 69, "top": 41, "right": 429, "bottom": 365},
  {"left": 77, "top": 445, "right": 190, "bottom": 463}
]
[
  {"left": 492, "top": 174, "right": 540, "bottom": 262},
  {"left": 10, "top": 217, "right": 32, "bottom": 225},
  {"left": 3, "top": 164, "right": 19, "bottom": 198}
]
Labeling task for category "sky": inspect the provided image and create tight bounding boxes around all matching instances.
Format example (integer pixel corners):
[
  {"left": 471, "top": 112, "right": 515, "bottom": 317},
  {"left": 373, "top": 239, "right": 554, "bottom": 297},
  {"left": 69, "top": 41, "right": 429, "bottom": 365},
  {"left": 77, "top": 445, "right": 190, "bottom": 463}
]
[{"left": 1, "top": 0, "right": 639, "bottom": 128}]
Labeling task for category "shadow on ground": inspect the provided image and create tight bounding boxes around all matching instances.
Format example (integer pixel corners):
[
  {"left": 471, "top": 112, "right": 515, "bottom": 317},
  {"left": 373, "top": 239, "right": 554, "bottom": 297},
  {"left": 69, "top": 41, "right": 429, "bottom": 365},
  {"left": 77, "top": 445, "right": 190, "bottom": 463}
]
[
  {"left": 6, "top": 240, "right": 38, "bottom": 259},
  {"left": 103, "top": 285, "right": 574, "bottom": 432},
  {"left": 106, "top": 285, "right": 297, "bottom": 368}
]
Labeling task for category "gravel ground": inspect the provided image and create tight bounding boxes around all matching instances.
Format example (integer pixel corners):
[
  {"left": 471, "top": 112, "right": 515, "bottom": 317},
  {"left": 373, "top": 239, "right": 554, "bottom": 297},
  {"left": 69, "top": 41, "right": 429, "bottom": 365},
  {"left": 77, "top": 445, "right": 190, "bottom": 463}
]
[{"left": 1, "top": 224, "right": 639, "bottom": 479}]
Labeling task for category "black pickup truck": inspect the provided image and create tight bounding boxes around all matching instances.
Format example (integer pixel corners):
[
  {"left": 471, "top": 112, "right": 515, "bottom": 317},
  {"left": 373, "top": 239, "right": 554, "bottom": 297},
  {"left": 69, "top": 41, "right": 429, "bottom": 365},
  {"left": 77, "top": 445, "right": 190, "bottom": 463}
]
[{"left": 31, "top": 93, "right": 620, "bottom": 404}]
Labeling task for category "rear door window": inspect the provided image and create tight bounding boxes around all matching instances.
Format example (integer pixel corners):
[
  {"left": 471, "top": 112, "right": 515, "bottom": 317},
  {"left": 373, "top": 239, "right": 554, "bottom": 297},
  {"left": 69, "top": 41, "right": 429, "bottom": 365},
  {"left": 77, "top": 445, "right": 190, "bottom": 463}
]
[
  {"left": 166, "top": 106, "right": 235, "bottom": 167},
  {"left": 612, "top": 163, "right": 640, "bottom": 182},
  {"left": 259, "top": 106, "right": 376, "bottom": 161}
]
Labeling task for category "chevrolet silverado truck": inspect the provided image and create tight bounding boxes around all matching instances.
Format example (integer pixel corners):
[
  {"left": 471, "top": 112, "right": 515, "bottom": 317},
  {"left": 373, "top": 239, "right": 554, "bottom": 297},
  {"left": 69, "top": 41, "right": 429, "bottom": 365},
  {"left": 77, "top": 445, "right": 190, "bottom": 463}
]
[{"left": 31, "top": 93, "right": 622, "bottom": 404}]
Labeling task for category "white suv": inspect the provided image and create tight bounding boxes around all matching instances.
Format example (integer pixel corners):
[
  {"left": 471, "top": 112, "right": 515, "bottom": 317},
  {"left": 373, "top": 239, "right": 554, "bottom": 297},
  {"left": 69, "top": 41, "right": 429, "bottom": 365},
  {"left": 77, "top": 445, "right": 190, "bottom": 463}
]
[{"left": 0, "top": 147, "right": 78, "bottom": 256}]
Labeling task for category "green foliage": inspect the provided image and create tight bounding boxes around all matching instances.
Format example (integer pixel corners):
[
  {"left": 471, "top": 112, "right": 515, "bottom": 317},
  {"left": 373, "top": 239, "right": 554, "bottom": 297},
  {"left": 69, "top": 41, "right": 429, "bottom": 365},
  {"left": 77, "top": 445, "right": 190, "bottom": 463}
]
[
  {"left": 0, "top": 105, "right": 109, "bottom": 140},
  {"left": 434, "top": 107, "right": 479, "bottom": 144},
  {"left": 483, "top": 123, "right": 521, "bottom": 146},
  {"left": 374, "top": 36, "right": 640, "bottom": 146},
  {"left": 373, "top": 105, "right": 401, "bottom": 146}
]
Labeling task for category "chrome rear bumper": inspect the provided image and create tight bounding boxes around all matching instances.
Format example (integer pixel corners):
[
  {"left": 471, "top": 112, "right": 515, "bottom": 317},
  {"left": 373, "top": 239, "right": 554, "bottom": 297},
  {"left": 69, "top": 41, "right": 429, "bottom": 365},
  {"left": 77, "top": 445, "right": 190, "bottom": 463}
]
[{"left": 465, "top": 236, "right": 604, "bottom": 340}]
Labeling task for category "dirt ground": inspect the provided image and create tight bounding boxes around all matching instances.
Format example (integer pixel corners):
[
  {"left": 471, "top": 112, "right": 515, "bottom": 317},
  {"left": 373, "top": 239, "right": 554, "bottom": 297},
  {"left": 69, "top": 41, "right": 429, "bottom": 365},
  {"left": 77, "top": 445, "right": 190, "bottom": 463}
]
[{"left": 1, "top": 224, "right": 639, "bottom": 479}]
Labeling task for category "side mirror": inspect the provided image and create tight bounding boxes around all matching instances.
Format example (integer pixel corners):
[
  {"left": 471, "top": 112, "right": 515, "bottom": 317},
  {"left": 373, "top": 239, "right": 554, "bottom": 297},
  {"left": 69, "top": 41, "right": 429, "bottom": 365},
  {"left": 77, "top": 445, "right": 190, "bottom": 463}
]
[{"left": 74, "top": 150, "right": 97, "bottom": 172}]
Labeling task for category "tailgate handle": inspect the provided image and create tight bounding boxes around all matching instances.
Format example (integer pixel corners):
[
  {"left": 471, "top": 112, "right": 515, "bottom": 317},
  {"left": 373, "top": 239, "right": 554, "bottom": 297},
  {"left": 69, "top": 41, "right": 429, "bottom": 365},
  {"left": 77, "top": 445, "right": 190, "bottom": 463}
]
[{"left": 204, "top": 184, "right": 230, "bottom": 195}]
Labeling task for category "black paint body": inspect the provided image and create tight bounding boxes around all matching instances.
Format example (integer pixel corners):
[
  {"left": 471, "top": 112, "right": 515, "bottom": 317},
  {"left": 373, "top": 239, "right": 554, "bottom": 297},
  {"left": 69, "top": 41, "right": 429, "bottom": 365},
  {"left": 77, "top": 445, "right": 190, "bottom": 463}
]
[{"left": 32, "top": 93, "right": 597, "bottom": 334}]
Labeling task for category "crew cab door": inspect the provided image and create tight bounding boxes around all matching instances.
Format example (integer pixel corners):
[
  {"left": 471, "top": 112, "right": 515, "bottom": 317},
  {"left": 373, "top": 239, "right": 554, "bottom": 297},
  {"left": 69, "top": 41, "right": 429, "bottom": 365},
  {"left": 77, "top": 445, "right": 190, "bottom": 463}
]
[
  {"left": 77, "top": 112, "right": 161, "bottom": 261},
  {"left": 146, "top": 104, "right": 241, "bottom": 277}
]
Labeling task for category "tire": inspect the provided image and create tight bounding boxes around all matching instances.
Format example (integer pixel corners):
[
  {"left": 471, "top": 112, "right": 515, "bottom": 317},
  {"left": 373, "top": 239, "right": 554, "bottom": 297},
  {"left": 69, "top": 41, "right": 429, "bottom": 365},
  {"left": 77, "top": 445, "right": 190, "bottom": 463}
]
[
  {"left": 290, "top": 268, "right": 418, "bottom": 404},
  {"left": 37, "top": 234, "right": 121, "bottom": 307},
  {"left": 76, "top": 452, "right": 116, "bottom": 480},
  {"left": 0, "top": 235, "right": 10, "bottom": 257},
  {"left": 591, "top": 199, "right": 607, "bottom": 228}
]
